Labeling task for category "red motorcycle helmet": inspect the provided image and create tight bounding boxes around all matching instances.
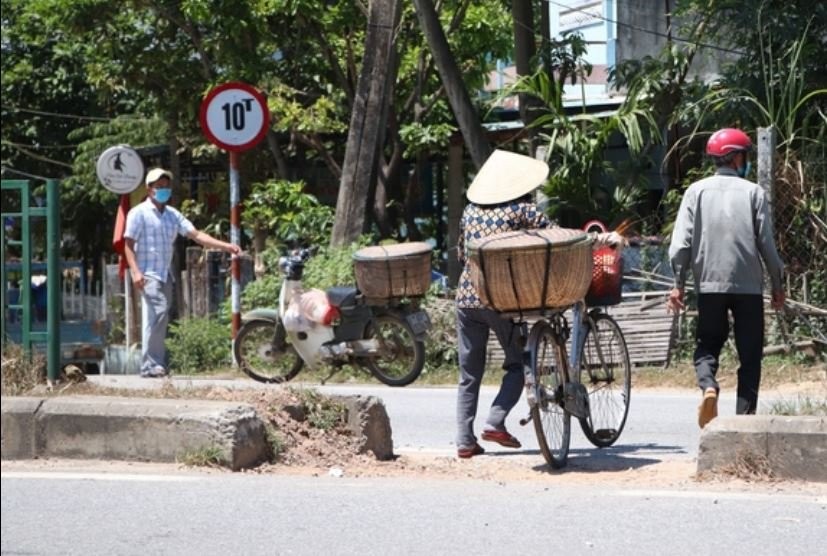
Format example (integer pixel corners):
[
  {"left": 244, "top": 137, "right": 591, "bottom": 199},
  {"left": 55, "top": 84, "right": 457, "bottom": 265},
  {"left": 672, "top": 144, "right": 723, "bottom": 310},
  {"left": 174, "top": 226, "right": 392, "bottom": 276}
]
[{"left": 706, "top": 128, "right": 752, "bottom": 157}]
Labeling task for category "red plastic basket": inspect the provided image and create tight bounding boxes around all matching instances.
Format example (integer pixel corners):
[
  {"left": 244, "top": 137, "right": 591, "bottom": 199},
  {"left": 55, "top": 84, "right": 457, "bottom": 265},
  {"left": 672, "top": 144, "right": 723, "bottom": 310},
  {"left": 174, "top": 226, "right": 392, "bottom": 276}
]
[{"left": 583, "top": 220, "right": 623, "bottom": 306}]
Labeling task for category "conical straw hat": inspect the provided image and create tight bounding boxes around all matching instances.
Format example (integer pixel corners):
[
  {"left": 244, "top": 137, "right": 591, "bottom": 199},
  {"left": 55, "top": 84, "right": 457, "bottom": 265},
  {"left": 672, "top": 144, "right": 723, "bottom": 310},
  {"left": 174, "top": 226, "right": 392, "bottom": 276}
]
[{"left": 466, "top": 149, "right": 550, "bottom": 205}]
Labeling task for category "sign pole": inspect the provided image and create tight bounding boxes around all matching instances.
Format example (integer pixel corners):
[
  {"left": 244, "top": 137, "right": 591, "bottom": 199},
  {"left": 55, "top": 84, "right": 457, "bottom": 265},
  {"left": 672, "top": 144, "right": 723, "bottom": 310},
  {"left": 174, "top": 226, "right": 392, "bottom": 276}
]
[
  {"left": 199, "top": 81, "right": 269, "bottom": 352},
  {"left": 229, "top": 151, "right": 241, "bottom": 339},
  {"left": 97, "top": 144, "right": 144, "bottom": 374}
]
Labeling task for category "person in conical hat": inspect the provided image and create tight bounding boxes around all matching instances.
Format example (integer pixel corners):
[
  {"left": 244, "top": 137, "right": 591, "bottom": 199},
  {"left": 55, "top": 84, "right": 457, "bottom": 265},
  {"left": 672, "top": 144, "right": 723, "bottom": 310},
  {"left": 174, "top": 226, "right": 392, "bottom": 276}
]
[{"left": 454, "top": 149, "right": 553, "bottom": 458}]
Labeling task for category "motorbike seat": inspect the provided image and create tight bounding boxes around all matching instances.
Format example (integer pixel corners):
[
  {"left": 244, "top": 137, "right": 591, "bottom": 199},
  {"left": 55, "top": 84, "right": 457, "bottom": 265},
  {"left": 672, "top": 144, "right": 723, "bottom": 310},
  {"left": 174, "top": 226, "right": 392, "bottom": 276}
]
[{"left": 326, "top": 286, "right": 359, "bottom": 309}]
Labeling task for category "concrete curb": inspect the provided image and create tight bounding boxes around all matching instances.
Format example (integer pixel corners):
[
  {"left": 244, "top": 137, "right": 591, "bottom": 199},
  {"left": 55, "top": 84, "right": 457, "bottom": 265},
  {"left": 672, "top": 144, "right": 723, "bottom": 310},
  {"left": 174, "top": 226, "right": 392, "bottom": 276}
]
[
  {"left": 2, "top": 396, "right": 269, "bottom": 470},
  {"left": 698, "top": 415, "right": 827, "bottom": 482},
  {"left": 339, "top": 395, "right": 394, "bottom": 460},
  {"left": 1, "top": 393, "right": 394, "bottom": 469}
]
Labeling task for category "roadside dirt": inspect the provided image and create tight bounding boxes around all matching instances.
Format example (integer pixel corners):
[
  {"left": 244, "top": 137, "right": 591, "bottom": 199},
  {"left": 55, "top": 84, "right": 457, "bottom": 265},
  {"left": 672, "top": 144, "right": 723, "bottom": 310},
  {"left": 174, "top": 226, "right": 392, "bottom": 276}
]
[{"left": 21, "top": 376, "right": 826, "bottom": 495}]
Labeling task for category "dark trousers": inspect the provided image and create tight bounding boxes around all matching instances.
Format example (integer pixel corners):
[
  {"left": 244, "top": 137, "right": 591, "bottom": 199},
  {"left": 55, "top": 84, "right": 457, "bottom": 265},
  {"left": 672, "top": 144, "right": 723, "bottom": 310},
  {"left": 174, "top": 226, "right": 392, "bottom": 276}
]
[
  {"left": 456, "top": 307, "right": 525, "bottom": 448},
  {"left": 694, "top": 293, "right": 764, "bottom": 414}
]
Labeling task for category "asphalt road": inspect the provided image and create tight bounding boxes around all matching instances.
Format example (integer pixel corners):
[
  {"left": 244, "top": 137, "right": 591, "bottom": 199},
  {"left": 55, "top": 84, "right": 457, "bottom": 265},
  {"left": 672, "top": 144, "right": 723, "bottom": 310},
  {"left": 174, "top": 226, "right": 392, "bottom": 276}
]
[
  {"left": 3, "top": 377, "right": 826, "bottom": 555},
  {"left": 317, "top": 383, "right": 706, "bottom": 461},
  {"left": 3, "top": 469, "right": 826, "bottom": 555}
]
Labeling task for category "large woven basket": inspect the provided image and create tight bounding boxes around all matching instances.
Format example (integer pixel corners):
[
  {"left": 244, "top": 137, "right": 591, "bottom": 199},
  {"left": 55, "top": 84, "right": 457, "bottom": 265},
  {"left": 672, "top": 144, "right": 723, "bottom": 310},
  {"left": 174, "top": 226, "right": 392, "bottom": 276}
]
[
  {"left": 353, "top": 242, "right": 432, "bottom": 299},
  {"left": 468, "top": 228, "right": 592, "bottom": 312}
]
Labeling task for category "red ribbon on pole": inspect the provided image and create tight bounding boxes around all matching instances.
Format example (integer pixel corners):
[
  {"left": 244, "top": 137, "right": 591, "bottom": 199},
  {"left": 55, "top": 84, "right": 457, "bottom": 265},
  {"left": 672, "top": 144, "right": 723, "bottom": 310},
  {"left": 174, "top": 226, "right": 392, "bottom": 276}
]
[{"left": 112, "top": 193, "right": 131, "bottom": 279}]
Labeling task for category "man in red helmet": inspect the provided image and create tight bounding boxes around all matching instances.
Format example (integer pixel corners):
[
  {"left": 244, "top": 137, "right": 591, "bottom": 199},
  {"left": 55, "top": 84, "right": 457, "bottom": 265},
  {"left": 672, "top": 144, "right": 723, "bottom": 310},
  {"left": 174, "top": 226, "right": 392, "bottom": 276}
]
[{"left": 667, "top": 128, "right": 785, "bottom": 428}]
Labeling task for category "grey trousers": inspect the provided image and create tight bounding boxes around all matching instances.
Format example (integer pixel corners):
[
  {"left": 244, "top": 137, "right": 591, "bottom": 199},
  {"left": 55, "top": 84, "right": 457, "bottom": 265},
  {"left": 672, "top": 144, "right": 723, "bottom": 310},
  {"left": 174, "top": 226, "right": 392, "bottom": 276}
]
[
  {"left": 140, "top": 277, "right": 172, "bottom": 372},
  {"left": 456, "top": 307, "right": 525, "bottom": 448}
]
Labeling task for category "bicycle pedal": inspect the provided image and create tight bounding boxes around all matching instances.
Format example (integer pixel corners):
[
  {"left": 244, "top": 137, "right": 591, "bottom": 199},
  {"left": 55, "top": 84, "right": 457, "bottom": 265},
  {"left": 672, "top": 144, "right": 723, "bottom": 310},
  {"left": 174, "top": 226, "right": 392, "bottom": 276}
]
[
  {"left": 519, "top": 413, "right": 533, "bottom": 426},
  {"left": 595, "top": 429, "right": 617, "bottom": 441},
  {"left": 563, "top": 382, "right": 590, "bottom": 419}
]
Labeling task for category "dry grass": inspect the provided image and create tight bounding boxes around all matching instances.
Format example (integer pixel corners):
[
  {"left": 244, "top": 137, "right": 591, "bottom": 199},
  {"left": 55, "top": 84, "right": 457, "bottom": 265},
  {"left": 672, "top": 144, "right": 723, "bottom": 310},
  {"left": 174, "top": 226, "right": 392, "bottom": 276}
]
[
  {"left": 1, "top": 344, "right": 46, "bottom": 396},
  {"left": 633, "top": 357, "right": 827, "bottom": 390},
  {"left": 698, "top": 451, "right": 776, "bottom": 483}
]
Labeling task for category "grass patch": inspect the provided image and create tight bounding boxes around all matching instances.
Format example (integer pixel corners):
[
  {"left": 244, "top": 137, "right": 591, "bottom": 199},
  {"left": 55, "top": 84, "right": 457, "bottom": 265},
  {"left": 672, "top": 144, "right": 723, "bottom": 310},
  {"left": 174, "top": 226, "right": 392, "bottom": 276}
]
[
  {"left": 768, "top": 396, "right": 827, "bottom": 416},
  {"left": 177, "top": 445, "right": 227, "bottom": 467},
  {"left": 265, "top": 424, "right": 286, "bottom": 460},
  {"left": 288, "top": 387, "right": 346, "bottom": 431},
  {"left": 633, "top": 358, "right": 826, "bottom": 390}
]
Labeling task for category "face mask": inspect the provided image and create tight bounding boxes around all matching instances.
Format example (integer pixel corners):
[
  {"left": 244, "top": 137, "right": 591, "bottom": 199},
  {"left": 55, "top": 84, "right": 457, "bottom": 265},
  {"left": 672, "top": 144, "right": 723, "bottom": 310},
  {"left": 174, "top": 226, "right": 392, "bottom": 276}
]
[
  {"left": 154, "top": 188, "right": 172, "bottom": 203},
  {"left": 737, "top": 161, "right": 751, "bottom": 178}
]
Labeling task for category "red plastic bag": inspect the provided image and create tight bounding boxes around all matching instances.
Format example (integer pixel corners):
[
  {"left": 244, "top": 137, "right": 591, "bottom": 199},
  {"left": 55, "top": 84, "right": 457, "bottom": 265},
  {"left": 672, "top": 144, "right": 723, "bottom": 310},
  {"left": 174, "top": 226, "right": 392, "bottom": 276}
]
[{"left": 583, "top": 220, "right": 623, "bottom": 306}]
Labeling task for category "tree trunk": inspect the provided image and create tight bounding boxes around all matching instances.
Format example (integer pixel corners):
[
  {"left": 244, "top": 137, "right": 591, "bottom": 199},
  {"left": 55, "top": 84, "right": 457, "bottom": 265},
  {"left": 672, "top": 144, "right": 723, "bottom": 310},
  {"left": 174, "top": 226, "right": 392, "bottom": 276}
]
[
  {"left": 330, "top": 0, "right": 400, "bottom": 247},
  {"left": 512, "top": 0, "right": 540, "bottom": 135},
  {"left": 266, "top": 130, "right": 289, "bottom": 179},
  {"left": 412, "top": 0, "right": 491, "bottom": 170}
]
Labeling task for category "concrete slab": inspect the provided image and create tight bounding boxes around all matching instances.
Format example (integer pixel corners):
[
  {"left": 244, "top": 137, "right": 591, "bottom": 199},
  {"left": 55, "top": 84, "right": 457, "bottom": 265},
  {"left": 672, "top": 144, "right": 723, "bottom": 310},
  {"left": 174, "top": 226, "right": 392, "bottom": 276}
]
[
  {"left": 2, "top": 391, "right": 395, "bottom": 470},
  {"left": 2, "top": 396, "right": 269, "bottom": 470},
  {"left": 766, "top": 416, "right": 827, "bottom": 482},
  {"left": 1, "top": 397, "right": 46, "bottom": 460},
  {"left": 698, "top": 415, "right": 827, "bottom": 482}
]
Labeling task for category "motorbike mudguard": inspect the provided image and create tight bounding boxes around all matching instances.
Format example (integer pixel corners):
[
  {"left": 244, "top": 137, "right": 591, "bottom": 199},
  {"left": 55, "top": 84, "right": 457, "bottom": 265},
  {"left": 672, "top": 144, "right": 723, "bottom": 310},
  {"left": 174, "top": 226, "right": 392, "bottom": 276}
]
[{"left": 240, "top": 308, "right": 279, "bottom": 323}]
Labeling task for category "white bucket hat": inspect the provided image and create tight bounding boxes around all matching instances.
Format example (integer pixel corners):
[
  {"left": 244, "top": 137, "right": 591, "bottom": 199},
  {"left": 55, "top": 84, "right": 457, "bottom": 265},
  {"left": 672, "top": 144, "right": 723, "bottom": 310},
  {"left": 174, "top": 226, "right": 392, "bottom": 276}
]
[
  {"left": 466, "top": 149, "right": 550, "bottom": 205},
  {"left": 145, "top": 167, "right": 172, "bottom": 186}
]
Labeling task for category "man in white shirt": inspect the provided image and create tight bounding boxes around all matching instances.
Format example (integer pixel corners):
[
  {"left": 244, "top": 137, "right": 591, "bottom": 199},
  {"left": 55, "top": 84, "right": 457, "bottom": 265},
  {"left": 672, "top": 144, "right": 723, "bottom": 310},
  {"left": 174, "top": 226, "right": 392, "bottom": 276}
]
[{"left": 123, "top": 168, "right": 240, "bottom": 377}]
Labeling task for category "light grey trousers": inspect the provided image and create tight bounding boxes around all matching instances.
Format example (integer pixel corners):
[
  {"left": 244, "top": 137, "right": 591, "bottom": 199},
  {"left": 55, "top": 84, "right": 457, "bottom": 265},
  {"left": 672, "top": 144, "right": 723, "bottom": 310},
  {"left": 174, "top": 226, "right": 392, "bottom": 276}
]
[
  {"left": 456, "top": 307, "right": 525, "bottom": 448},
  {"left": 140, "top": 277, "right": 172, "bottom": 372}
]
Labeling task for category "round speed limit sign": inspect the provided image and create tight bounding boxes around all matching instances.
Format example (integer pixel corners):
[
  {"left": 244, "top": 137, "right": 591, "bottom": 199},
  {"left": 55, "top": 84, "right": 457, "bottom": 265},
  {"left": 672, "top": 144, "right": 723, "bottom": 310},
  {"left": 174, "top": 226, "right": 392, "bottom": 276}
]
[{"left": 199, "top": 82, "right": 270, "bottom": 152}]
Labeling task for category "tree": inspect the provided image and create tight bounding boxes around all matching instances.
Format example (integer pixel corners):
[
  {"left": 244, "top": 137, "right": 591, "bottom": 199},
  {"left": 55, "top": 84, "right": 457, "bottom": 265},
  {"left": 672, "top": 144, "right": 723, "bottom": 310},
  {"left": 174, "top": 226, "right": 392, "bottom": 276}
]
[
  {"left": 5, "top": 0, "right": 515, "bottom": 253},
  {"left": 411, "top": 0, "right": 492, "bottom": 170},
  {"left": 331, "top": 0, "right": 401, "bottom": 247}
]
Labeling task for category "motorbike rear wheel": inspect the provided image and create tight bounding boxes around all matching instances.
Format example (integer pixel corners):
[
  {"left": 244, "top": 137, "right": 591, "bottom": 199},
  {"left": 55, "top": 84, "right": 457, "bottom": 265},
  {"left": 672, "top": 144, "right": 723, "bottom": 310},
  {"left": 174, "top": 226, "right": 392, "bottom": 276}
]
[
  {"left": 233, "top": 319, "right": 303, "bottom": 383},
  {"left": 362, "top": 313, "right": 425, "bottom": 387}
]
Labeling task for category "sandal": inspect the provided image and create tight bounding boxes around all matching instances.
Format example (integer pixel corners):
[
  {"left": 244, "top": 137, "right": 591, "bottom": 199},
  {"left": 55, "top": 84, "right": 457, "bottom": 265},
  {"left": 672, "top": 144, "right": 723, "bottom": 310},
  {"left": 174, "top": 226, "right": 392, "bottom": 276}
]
[
  {"left": 457, "top": 443, "right": 485, "bottom": 459},
  {"left": 481, "top": 429, "right": 522, "bottom": 449}
]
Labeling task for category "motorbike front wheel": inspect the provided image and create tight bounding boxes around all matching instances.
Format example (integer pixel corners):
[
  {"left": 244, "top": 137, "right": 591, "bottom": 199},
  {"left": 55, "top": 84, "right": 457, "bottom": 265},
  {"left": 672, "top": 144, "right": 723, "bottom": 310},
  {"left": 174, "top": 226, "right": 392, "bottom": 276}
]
[
  {"left": 233, "top": 319, "right": 303, "bottom": 384},
  {"left": 362, "top": 313, "right": 425, "bottom": 387}
]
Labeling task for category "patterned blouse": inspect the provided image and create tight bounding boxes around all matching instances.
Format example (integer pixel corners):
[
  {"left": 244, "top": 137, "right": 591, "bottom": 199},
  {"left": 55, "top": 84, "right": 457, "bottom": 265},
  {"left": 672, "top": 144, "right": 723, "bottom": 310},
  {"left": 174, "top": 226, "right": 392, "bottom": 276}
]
[{"left": 456, "top": 197, "right": 552, "bottom": 308}]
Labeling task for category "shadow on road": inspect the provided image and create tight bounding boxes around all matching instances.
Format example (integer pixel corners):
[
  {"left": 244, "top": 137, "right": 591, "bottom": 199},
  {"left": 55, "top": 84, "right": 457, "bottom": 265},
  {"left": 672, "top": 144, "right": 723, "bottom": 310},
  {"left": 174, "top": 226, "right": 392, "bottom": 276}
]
[{"left": 481, "top": 442, "right": 688, "bottom": 474}]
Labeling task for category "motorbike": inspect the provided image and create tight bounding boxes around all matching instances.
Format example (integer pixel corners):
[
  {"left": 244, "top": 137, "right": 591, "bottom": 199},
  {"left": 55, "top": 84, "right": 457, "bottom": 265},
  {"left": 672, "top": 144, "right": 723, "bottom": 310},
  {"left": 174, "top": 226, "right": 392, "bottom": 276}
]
[{"left": 232, "top": 249, "right": 432, "bottom": 386}]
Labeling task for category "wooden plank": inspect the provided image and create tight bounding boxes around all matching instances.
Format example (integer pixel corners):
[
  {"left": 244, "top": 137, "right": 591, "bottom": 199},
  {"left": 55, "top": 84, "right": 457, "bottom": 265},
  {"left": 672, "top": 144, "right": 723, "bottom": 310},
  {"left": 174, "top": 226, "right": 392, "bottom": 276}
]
[{"left": 483, "top": 291, "right": 678, "bottom": 367}]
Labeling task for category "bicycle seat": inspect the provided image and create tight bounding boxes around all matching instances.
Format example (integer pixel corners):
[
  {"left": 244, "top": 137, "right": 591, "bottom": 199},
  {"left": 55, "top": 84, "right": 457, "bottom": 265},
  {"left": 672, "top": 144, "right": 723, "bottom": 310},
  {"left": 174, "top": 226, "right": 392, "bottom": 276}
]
[{"left": 326, "top": 286, "right": 359, "bottom": 308}]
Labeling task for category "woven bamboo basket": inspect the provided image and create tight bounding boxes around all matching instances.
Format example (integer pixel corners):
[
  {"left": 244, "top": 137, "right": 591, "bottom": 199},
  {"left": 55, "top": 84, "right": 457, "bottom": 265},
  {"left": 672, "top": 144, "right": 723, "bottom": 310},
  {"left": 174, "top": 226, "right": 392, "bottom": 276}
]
[
  {"left": 353, "top": 242, "right": 432, "bottom": 299},
  {"left": 468, "top": 228, "right": 592, "bottom": 312}
]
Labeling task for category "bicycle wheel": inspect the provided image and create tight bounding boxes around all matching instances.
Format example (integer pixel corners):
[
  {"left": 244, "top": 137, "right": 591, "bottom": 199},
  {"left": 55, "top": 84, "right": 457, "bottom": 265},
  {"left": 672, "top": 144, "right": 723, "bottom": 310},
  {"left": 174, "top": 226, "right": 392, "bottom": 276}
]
[
  {"left": 362, "top": 313, "right": 425, "bottom": 387},
  {"left": 529, "top": 321, "right": 571, "bottom": 469},
  {"left": 233, "top": 319, "right": 303, "bottom": 383},
  {"left": 577, "top": 313, "right": 631, "bottom": 447}
]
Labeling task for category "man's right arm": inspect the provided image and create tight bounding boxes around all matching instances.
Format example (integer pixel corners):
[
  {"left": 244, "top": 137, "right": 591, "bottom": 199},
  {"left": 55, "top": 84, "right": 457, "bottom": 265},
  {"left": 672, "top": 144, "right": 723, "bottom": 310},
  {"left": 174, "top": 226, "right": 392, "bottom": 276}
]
[
  {"left": 123, "top": 238, "right": 144, "bottom": 290},
  {"left": 666, "top": 189, "right": 695, "bottom": 314},
  {"left": 123, "top": 210, "right": 144, "bottom": 290},
  {"left": 668, "top": 189, "right": 694, "bottom": 290}
]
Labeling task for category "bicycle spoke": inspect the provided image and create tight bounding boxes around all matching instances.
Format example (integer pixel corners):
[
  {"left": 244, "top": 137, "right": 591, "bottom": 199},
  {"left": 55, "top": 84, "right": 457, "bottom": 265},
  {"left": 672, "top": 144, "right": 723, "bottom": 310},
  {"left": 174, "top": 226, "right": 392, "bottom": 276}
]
[
  {"left": 578, "top": 313, "right": 631, "bottom": 447},
  {"left": 530, "top": 321, "right": 571, "bottom": 469}
]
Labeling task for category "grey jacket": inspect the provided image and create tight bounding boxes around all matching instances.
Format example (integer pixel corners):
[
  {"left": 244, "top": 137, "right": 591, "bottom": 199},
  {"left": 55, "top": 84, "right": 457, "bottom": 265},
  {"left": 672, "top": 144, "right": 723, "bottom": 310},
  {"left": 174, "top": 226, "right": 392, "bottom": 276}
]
[{"left": 669, "top": 167, "right": 784, "bottom": 295}]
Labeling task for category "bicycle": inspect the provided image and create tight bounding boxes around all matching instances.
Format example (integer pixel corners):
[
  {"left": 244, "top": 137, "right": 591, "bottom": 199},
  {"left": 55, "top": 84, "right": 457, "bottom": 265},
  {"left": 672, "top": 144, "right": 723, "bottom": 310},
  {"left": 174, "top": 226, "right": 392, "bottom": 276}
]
[{"left": 518, "top": 301, "right": 632, "bottom": 469}]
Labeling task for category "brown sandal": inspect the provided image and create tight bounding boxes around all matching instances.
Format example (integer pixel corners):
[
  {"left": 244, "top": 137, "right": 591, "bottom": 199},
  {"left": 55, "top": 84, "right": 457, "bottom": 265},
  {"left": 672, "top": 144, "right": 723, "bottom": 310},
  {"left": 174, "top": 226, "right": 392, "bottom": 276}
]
[
  {"left": 457, "top": 443, "right": 485, "bottom": 459},
  {"left": 481, "top": 430, "right": 522, "bottom": 449}
]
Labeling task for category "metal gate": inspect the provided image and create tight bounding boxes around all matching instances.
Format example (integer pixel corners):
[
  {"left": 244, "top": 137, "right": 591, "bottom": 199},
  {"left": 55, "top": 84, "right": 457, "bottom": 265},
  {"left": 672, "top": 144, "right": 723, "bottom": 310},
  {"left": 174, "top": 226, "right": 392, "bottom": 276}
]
[{"left": 1, "top": 179, "right": 61, "bottom": 382}]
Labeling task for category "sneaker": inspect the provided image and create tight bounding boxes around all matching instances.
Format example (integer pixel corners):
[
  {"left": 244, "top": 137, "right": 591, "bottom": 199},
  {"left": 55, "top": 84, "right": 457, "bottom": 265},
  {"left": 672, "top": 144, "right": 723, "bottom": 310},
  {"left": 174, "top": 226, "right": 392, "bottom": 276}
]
[
  {"left": 457, "top": 443, "right": 485, "bottom": 459},
  {"left": 698, "top": 387, "right": 718, "bottom": 429},
  {"left": 480, "top": 429, "right": 522, "bottom": 449}
]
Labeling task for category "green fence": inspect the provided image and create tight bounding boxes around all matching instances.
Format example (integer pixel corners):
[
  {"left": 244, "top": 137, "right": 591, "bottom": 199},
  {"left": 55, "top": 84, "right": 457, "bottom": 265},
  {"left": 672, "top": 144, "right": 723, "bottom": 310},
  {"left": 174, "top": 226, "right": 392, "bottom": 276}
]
[{"left": 1, "top": 179, "right": 61, "bottom": 382}]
